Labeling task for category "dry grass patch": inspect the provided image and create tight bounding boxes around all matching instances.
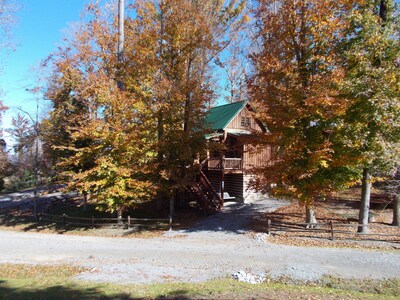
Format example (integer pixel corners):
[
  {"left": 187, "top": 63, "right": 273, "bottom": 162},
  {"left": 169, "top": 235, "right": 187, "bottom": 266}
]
[{"left": 0, "top": 264, "right": 86, "bottom": 279}]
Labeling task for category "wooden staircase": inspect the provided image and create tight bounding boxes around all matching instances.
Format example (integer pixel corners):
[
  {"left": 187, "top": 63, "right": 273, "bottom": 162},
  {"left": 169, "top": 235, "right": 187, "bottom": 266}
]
[{"left": 187, "top": 170, "right": 222, "bottom": 213}]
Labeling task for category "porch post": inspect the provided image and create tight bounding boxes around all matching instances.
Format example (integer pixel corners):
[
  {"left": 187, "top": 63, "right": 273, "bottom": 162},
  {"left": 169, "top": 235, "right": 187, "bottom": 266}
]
[
  {"left": 220, "top": 154, "right": 225, "bottom": 207},
  {"left": 220, "top": 131, "right": 227, "bottom": 208}
]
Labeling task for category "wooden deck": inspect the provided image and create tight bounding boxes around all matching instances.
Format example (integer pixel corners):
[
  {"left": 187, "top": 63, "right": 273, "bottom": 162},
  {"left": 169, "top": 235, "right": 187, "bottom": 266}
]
[{"left": 207, "top": 157, "right": 243, "bottom": 173}]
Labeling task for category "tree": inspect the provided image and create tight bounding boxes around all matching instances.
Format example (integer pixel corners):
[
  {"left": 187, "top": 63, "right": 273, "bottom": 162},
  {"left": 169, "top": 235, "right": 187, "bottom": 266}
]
[
  {"left": 124, "top": 0, "right": 247, "bottom": 208},
  {"left": 0, "top": 102, "right": 6, "bottom": 138},
  {"left": 44, "top": 0, "right": 248, "bottom": 215},
  {"left": 0, "top": 0, "right": 19, "bottom": 51},
  {"left": 0, "top": 138, "right": 12, "bottom": 190},
  {"left": 0, "top": 0, "right": 19, "bottom": 190},
  {"left": 0, "top": 0, "right": 19, "bottom": 106},
  {"left": 221, "top": 34, "right": 250, "bottom": 103},
  {"left": 250, "top": 0, "right": 357, "bottom": 224},
  {"left": 339, "top": 0, "right": 400, "bottom": 233},
  {"left": 6, "top": 113, "right": 36, "bottom": 183},
  {"left": 1, "top": 0, "right": 19, "bottom": 128},
  {"left": 8, "top": 114, "right": 35, "bottom": 159},
  {"left": 215, "top": 1, "right": 252, "bottom": 104},
  {"left": 43, "top": 3, "right": 158, "bottom": 218},
  {"left": 57, "top": 91, "right": 158, "bottom": 218}
]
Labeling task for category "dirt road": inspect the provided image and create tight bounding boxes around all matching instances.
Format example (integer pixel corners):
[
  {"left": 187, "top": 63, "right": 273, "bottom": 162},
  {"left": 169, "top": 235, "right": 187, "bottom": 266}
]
[{"left": 0, "top": 199, "right": 399, "bottom": 284}]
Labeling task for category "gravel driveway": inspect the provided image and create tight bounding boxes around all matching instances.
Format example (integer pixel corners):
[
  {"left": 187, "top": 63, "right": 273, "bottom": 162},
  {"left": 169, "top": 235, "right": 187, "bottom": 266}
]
[{"left": 0, "top": 198, "right": 399, "bottom": 284}]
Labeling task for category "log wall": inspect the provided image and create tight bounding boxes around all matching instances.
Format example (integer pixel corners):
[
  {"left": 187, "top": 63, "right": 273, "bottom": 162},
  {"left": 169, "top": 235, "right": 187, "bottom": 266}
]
[{"left": 243, "top": 145, "right": 272, "bottom": 170}]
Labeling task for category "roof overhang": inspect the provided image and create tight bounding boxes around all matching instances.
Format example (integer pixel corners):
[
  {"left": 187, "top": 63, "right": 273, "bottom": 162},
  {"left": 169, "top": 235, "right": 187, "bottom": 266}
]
[
  {"left": 226, "top": 128, "right": 252, "bottom": 136},
  {"left": 205, "top": 132, "right": 224, "bottom": 140}
]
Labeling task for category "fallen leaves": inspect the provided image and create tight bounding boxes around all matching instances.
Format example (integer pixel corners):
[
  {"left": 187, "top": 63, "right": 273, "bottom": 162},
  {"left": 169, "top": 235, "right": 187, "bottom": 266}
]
[{"left": 250, "top": 192, "right": 400, "bottom": 250}]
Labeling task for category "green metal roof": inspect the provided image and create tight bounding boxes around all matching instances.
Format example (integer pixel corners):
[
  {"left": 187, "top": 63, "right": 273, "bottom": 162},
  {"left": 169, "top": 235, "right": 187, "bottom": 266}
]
[{"left": 205, "top": 101, "right": 246, "bottom": 131}]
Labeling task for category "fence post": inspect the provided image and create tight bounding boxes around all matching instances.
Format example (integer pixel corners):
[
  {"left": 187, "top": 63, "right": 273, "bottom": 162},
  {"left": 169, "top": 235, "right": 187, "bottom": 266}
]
[
  {"left": 128, "top": 215, "right": 130, "bottom": 230},
  {"left": 330, "top": 220, "right": 334, "bottom": 241},
  {"left": 92, "top": 216, "right": 95, "bottom": 228},
  {"left": 63, "top": 214, "right": 66, "bottom": 225},
  {"left": 267, "top": 219, "right": 271, "bottom": 234},
  {"left": 169, "top": 198, "right": 174, "bottom": 232}
]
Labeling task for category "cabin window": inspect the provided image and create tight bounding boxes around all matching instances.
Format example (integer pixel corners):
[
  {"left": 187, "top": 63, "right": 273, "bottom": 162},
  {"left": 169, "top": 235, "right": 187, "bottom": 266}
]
[{"left": 241, "top": 117, "right": 251, "bottom": 127}]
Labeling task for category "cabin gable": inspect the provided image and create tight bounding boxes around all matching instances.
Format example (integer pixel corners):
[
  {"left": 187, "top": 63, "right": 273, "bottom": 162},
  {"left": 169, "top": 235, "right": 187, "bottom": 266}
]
[{"left": 225, "top": 106, "right": 264, "bottom": 132}]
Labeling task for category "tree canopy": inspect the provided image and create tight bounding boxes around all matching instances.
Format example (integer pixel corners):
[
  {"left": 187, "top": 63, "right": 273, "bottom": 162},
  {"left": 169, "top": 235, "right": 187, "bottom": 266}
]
[
  {"left": 339, "top": 0, "right": 400, "bottom": 231},
  {"left": 43, "top": 0, "right": 247, "bottom": 214},
  {"left": 39, "top": 0, "right": 400, "bottom": 224},
  {"left": 250, "top": 0, "right": 360, "bottom": 222},
  {"left": 249, "top": 0, "right": 400, "bottom": 226}
]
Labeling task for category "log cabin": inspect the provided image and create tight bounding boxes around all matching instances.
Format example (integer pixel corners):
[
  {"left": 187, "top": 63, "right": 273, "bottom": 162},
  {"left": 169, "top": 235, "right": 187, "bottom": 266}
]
[{"left": 202, "top": 101, "right": 273, "bottom": 204}]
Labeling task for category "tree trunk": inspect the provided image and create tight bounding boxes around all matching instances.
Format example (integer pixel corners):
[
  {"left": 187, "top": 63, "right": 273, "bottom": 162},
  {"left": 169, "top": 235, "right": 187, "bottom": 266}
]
[
  {"left": 183, "top": 57, "right": 193, "bottom": 132},
  {"left": 177, "top": 189, "right": 186, "bottom": 209},
  {"left": 392, "top": 193, "right": 400, "bottom": 226},
  {"left": 117, "top": 0, "right": 125, "bottom": 90},
  {"left": 169, "top": 197, "right": 174, "bottom": 218},
  {"left": 379, "top": 0, "right": 388, "bottom": 23},
  {"left": 117, "top": 0, "right": 124, "bottom": 64},
  {"left": 305, "top": 204, "right": 317, "bottom": 228},
  {"left": 358, "top": 167, "right": 371, "bottom": 234},
  {"left": 155, "top": 193, "right": 164, "bottom": 211},
  {"left": 83, "top": 192, "right": 88, "bottom": 212},
  {"left": 117, "top": 207, "right": 123, "bottom": 225},
  {"left": 155, "top": 3, "right": 165, "bottom": 212}
]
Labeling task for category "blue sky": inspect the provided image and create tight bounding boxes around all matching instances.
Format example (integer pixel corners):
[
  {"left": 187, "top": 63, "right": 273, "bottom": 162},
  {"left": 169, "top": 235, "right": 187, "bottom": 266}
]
[
  {"left": 0, "top": 0, "right": 88, "bottom": 144},
  {"left": 0, "top": 0, "right": 231, "bottom": 146}
]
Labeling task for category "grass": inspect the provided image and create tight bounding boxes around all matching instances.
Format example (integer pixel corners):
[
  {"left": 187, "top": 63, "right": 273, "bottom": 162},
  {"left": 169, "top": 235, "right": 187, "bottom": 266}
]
[
  {"left": 0, "top": 264, "right": 399, "bottom": 299},
  {"left": 319, "top": 276, "right": 400, "bottom": 297}
]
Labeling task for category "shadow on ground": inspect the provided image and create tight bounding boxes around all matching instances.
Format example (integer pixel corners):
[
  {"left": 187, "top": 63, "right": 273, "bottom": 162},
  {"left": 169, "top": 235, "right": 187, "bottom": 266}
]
[
  {"left": 0, "top": 190, "right": 289, "bottom": 236},
  {"left": 178, "top": 199, "right": 290, "bottom": 234},
  {"left": 0, "top": 196, "right": 205, "bottom": 235},
  {"left": 0, "top": 192, "right": 83, "bottom": 234},
  {"left": 0, "top": 210, "right": 88, "bottom": 234},
  {"left": 0, "top": 280, "right": 194, "bottom": 300}
]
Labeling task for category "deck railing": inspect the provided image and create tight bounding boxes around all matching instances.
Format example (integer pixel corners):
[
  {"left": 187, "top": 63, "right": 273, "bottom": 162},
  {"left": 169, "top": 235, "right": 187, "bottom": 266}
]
[{"left": 208, "top": 157, "right": 243, "bottom": 170}]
